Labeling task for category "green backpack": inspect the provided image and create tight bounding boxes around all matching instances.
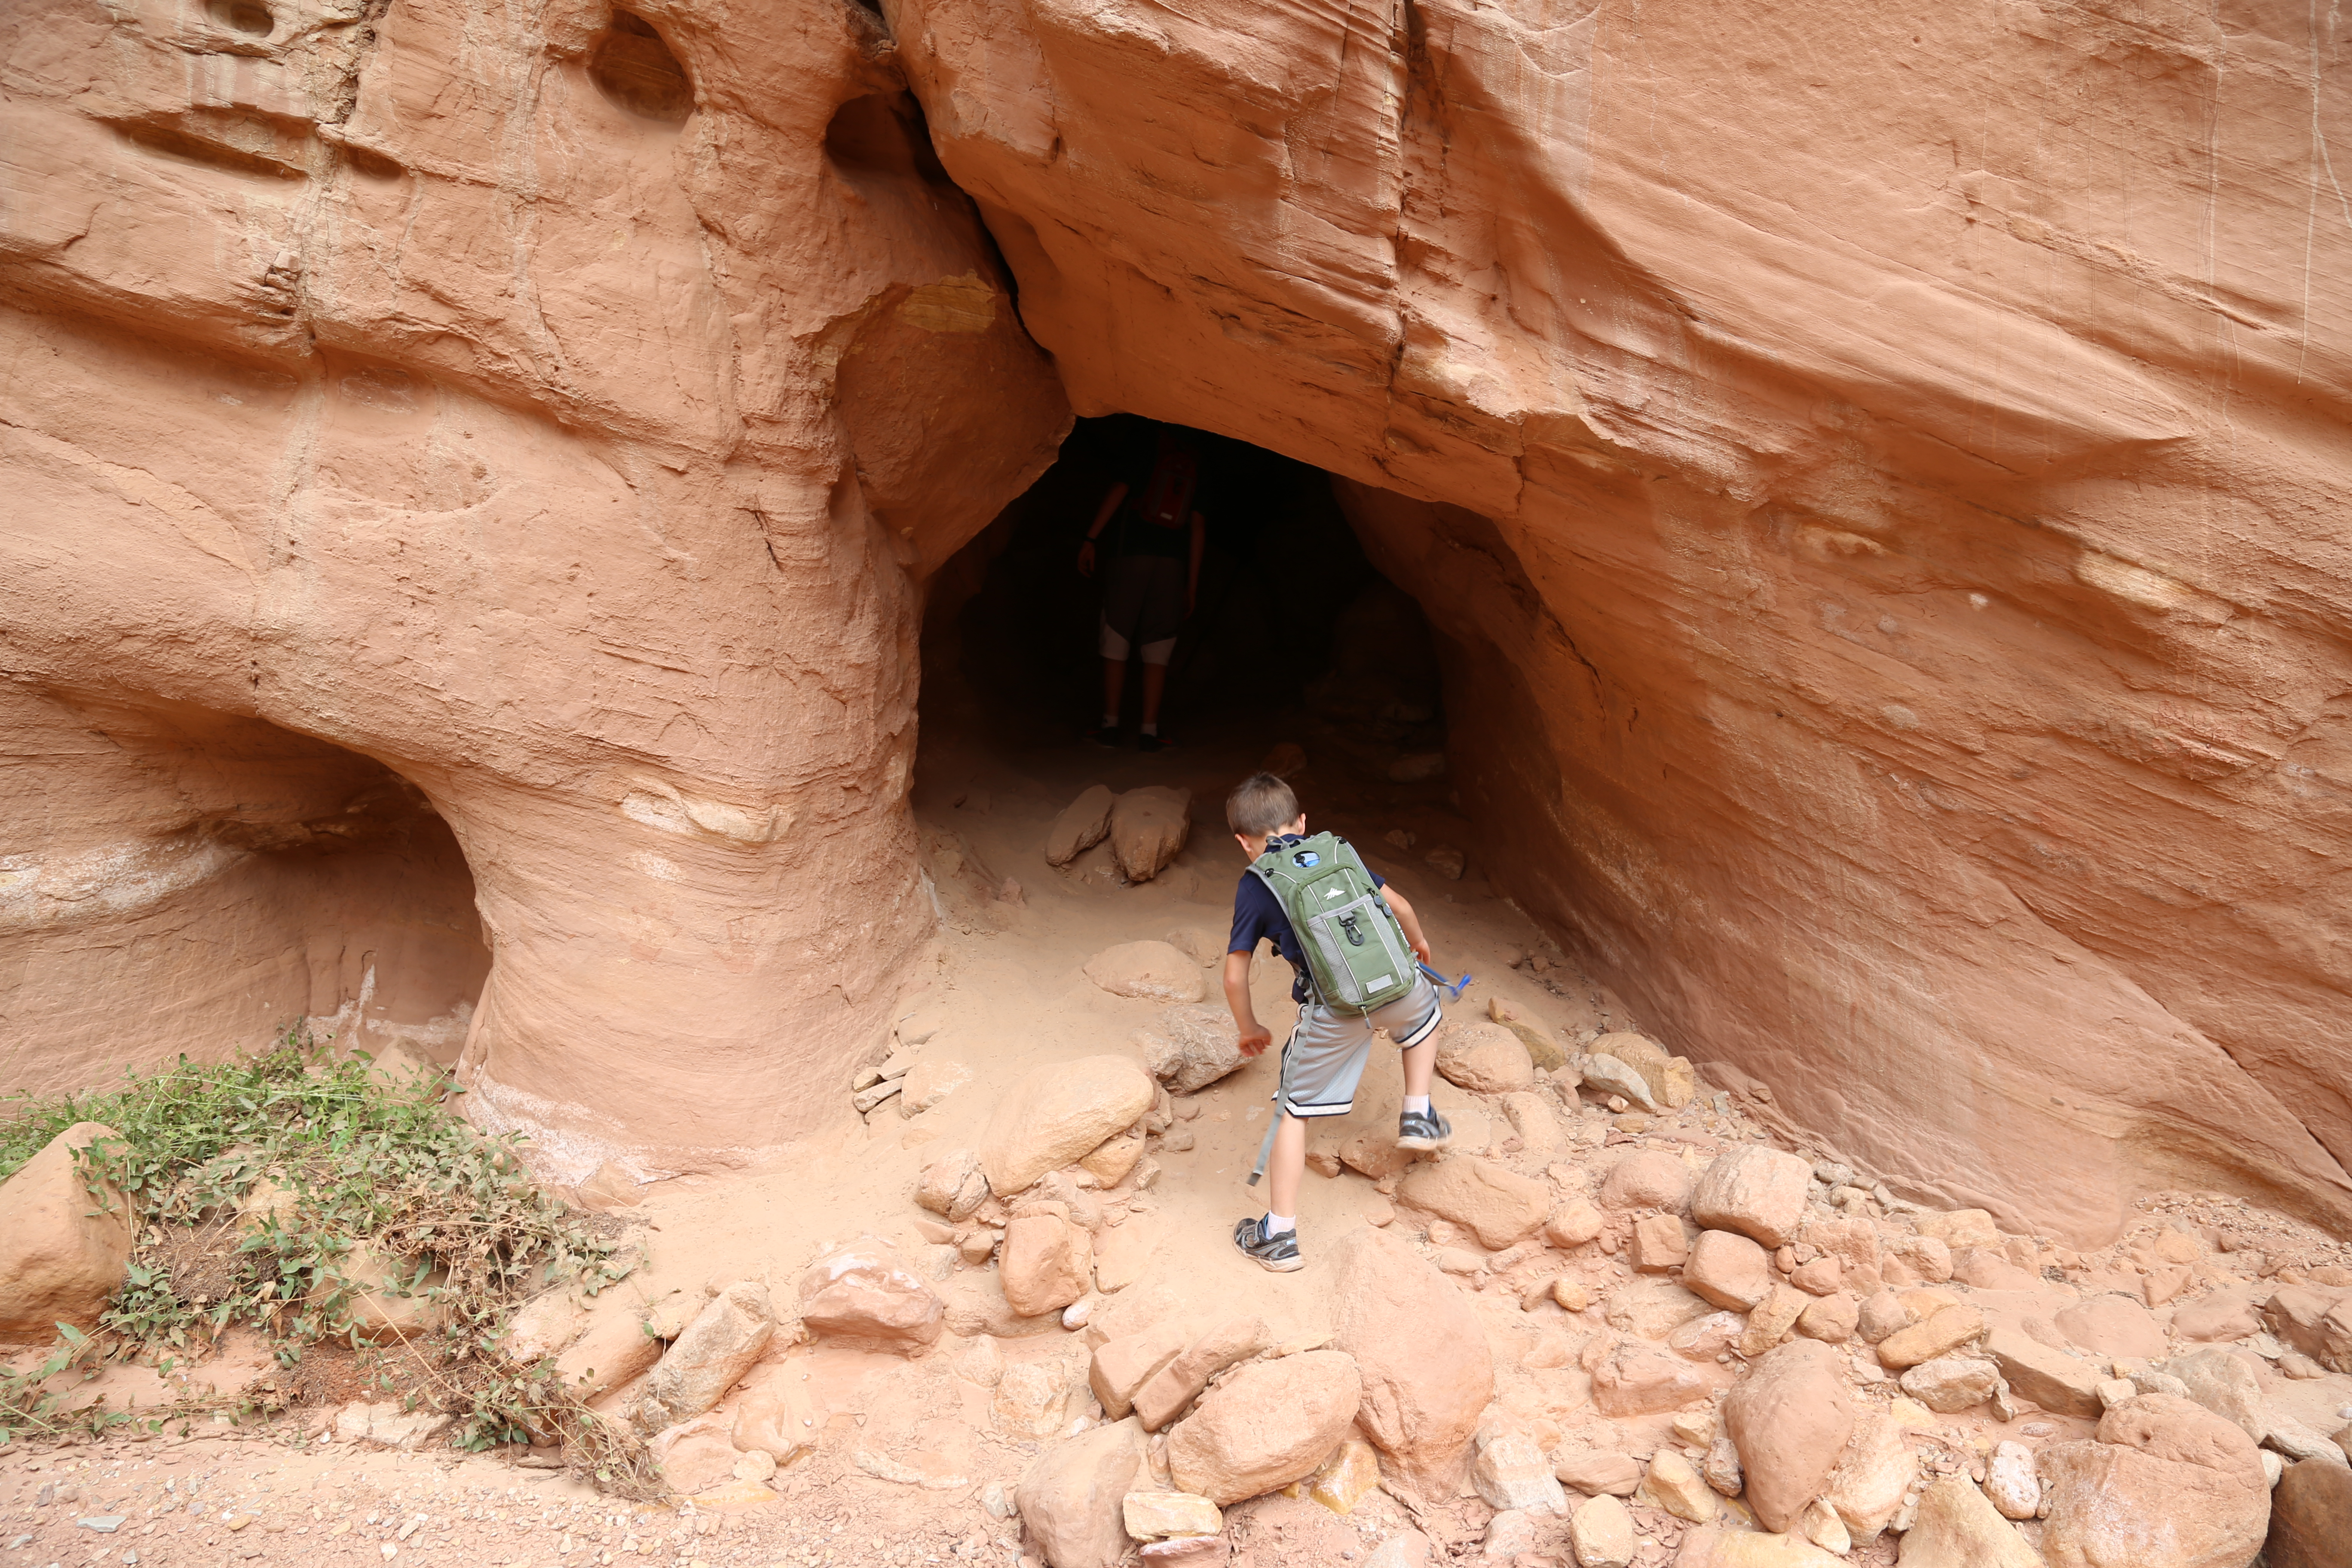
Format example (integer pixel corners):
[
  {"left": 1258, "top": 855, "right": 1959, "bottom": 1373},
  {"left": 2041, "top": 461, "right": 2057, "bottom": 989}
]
[{"left": 1250, "top": 832, "right": 1416, "bottom": 1014}]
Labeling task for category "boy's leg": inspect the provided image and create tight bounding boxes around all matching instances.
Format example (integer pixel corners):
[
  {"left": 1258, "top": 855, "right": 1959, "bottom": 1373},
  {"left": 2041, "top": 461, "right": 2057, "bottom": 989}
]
[
  {"left": 1139, "top": 658, "right": 1168, "bottom": 729},
  {"left": 1265, "top": 1111, "right": 1308, "bottom": 1224},
  {"left": 1401, "top": 1032, "right": 1437, "bottom": 1100},
  {"left": 1100, "top": 655, "right": 1127, "bottom": 724},
  {"left": 1370, "top": 977, "right": 1450, "bottom": 1150},
  {"left": 1237, "top": 1006, "right": 1375, "bottom": 1271}
]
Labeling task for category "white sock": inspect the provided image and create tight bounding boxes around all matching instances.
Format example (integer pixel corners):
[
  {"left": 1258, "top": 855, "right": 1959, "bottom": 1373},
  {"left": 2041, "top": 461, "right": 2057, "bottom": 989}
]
[
  {"left": 1141, "top": 721, "right": 1158, "bottom": 736},
  {"left": 1263, "top": 1213, "right": 1295, "bottom": 1236},
  {"left": 1404, "top": 1096, "right": 1431, "bottom": 1116}
]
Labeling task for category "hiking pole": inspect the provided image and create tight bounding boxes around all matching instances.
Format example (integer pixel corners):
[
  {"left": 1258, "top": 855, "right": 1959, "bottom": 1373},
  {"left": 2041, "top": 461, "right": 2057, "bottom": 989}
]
[{"left": 1418, "top": 962, "right": 1472, "bottom": 1001}]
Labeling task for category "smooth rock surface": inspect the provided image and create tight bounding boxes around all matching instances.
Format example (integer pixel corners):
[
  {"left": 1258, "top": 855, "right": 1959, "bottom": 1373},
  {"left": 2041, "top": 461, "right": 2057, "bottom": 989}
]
[
  {"left": 0, "top": 1122, "right": 132, "bottom": 1337},
  {"left": 1899, "top": 1475, "right": 2044, "bottom": 1568},
  {"left": 1166, "top": 1351, "right": 1361, "bottom": 1506},
  {"left": 2040, "top": 1393, "right": 2270, "bottom": 1568},
  {"left": 1136, "top": 1005, "right": 1251, "bottom": 1095},
  {"left": 1329, "top": 1226, "right": 1492, "bottom": 1495},
  {"left": 1689, "top": 1146, "right": 1814, "bottom": 1249},
  {"left": 1723, "top": 1340, "right": 1855, "bottom": 1533},
  {"left": 1017, "top": 1418, "right": 1147, "bottom": 1568},
  {"left": 980, "top": 1057, "right": 1157, "bottom": 1196}
]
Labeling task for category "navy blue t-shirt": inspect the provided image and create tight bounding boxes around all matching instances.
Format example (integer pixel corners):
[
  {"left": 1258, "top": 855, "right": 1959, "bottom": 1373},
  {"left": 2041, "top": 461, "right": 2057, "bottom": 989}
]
[{"left": 1228, "top": 834, "right": 1386, "bottom": 1003}]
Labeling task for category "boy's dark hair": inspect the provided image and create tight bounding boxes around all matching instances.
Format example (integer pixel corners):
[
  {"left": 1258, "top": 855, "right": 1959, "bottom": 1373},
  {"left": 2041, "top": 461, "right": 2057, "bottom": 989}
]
[{"left": 1227, "top": 772, "right": 1301, "bottom": 837}]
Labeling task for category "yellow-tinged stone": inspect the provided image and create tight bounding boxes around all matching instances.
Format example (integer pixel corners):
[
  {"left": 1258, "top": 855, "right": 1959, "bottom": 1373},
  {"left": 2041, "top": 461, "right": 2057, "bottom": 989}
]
[
  {"left": 1488, "top": 998, "right": 1570, "bottom": 1072},
  {"left": 1282, "top": 1438, "right": 1382, "bottom": 1515},
  {"left": 1638, "top": 1449, "right": 1718, "bottom": 1522},
  {"left": 224, "top": 1516, "right": 253, "bottom": 1532},
  {"left": 1888, "top": 1397, "right": 1939, "bottom": 1431},
  {"left": 1121, "top": 1491, "right": 1222, "bottom": 1539}
]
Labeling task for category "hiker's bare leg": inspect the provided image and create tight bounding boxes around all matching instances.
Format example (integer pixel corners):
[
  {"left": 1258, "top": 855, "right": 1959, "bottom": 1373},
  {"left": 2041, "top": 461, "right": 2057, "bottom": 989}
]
[
  {"left": 1401, "top": 1035, "right": 1436, "bottom": 1101},
  {"left": 1101, "top": 657, "right": 1126, "bottom": 723},
  {"left": 1267, "top": 1112, "right": 1307, "bottom": 1220},
  {"left": 1140, "top": 661, "right": 1168, "bottom": 729}
]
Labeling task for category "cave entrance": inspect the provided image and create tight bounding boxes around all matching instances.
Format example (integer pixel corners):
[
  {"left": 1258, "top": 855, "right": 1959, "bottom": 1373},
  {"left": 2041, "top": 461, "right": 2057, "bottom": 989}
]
[
  {"left": 0, "top": 690, "right": 493, "bottom": 1101},
  {"left": 913, "top": 414, "right": 1504, "bottom": 923}
]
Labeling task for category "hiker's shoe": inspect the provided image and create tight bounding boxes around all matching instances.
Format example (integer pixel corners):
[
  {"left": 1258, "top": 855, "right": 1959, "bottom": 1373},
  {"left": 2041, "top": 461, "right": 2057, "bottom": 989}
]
[
  {"left": 1396, "top": 1107, "right": 1453, "bottom": 1152},
  {"left": 1137, "top": 731, "right": 1173, "bottom": 753},
  {"left": 1232, "top": 1216, "right": 1303, "bottom": 1273},
  {"left": 1083, "top": 724, "right": 1120, "bottom": 749}
]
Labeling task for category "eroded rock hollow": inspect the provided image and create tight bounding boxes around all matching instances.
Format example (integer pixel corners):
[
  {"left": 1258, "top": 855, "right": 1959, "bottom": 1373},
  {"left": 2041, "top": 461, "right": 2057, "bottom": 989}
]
[{"left": 4, "top": 0, "right": 2347, "bottom": 1242}]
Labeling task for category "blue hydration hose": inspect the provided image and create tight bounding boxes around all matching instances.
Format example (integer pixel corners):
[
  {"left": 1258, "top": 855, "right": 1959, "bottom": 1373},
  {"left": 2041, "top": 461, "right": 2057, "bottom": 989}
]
[{"left": 1418, "top": 961, "right": 1472, "bottom": 1001}]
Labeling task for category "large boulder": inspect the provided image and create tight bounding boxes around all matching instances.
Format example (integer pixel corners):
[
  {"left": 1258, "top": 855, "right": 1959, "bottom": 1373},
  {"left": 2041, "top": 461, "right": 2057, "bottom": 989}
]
[
  {"left": 1722, "top": 1339, "right": 1855, "bottom": 1533},
  {"left": 1090, "top": 1319, "right": 1192, "bottom": 1420},
  {"left": 1330, "top": 1226, "right": 1492, "bottom": 1495},
  {"left": 1000, "top": 1214, "right": 1093, "bottom": 1317},
  {"left": 1589, "top": 1032, "right": 1697, "bottom": 1109},
  {"left": 1820, "top": 1411, "right": 1914, "bottom": 1539},
  {"left": 1984, "top": 1326, "right": 2104, "bottom": 1418},
  {"left": 1398, "top": 1156, "right": 1549, "bottom": 1249},
  {"left": 1084, "top": 941, "right": 1207, "bottom": 1002},
  {"left": 1899, "top": 1475, "right": 2043, "bottom": 1568},
  {"left": 1608, "top": 1277, "right": 1715, "bottom": 1340},
  {"left": 1017, "top": 1417, "right": 1148, "bottom": 1568},
  {"left": 1136, "top": 1004, "right": 1250, "bottom": 1093},
  {"left": 731, "top": 1363, "right": 823, "bottom": 1466},
  {"left": 1689, "top": 1145, "right": 1813, "bottom": 1249},
  {"left": 640, "top": 1281, "right": 775, "bottom": 1427},
  {"left": 797, "top": 1242, "right": 945, "bottom": 1352},
  {"left": 1109, "top": 786, "right": 1192, "bottom": 882},
  {"left": 2263, "top": 1286, "right": 2352, "bottom": 1371},
  {"left": 552, "top": 1290, "right": 668, "bottom": 1400},
  {"left": 1683, "top": 1229, "right": 1773, "bottom": 1311},
  {"left": 2040, "top": 1393, "right": 2270, "bottom": 1568},
  {"left": 1433, "top": 1023, "right": 1535, "bottom": 1094},
  {"left": 980, "top": 1056, "right": 1158, "bottom": 1195},
  {"left": 2159, "top": 1346, "right": 2268, "bottom": 1444},
  {"left": 1592, "top": 1342, "right": 1726, "bottom": 1416},
  {"left": 1600, "top": 1150, "right": 1696, "bottom": 1213},
  {"left": 915, "top": 1147, "right": 990, "bottom": 1221},
  {"left": 1899, "top": 1353, "right": 2001, "bottom": 1414},
  {"left": 2268, "top": 1458, "right": 2352, "bottom": 1568},
  {"left": 1046, "top": 785, "right": 1117, "bottom": 866},
  {"left": 1133, "top": 1316, "right": 1267, "bottom": 1430},
  {"left": 1167, "top": 1350, "right": 1361, "bottom": 1504},
  {"left": 0, "top": 1121, "right": 132, "bottom": 1338}
]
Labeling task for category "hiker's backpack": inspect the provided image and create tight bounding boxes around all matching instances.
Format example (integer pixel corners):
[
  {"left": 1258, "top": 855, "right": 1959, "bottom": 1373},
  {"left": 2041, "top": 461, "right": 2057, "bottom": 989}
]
[{"left": 1249, "top": 832, "right": 1416, "bottom": 1014}]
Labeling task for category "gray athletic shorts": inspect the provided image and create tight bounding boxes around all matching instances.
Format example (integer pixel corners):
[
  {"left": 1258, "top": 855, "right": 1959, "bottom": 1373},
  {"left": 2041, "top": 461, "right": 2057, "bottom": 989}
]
[
  {"left": 1272, "top": 974, "right": 1446, "bottom": 1122},
  {"left": 1099, "top": 555, "right": 1185, "bottom": 666}
]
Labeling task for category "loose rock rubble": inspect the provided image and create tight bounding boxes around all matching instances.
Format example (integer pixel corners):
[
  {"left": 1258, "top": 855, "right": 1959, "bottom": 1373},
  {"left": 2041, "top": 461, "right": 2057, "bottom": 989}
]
[{"left": 13, "top": 991, "right": 2352, "bottom": 1568}]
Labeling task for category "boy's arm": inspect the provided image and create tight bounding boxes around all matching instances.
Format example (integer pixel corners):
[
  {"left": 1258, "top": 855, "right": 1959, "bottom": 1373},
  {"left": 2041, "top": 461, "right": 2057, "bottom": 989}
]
[
  {"left": 1224, "top": 950, "right": 1272, "bottom": 1057},
  {"left": 1075, "top": 483, "right": 1128, "bottom": 576},
  {"left": 1382, "top": 884, "right": 1433, "bottom": 965}
]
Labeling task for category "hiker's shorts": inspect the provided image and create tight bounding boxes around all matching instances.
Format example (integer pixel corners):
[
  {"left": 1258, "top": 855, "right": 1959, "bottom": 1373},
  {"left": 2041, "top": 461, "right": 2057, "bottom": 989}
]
[
  {"left": 1272, "top": 974, "right": 1445, "bottom": 1121},
  {"left": 1099, "top": 555, "right": 1185, "bottom": 666}
]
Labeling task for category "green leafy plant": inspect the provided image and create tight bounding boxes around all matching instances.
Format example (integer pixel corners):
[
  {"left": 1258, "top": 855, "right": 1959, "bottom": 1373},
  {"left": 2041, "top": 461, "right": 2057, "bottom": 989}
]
[{"left": 0, "top": 1034, "right": 658, "bottom": 1495}]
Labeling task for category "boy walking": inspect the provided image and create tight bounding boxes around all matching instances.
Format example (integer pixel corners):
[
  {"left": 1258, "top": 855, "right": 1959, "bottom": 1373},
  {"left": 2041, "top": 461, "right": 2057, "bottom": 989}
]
[{"left": 1221, "top": 772, "right": 1450, "bottom": 1272}]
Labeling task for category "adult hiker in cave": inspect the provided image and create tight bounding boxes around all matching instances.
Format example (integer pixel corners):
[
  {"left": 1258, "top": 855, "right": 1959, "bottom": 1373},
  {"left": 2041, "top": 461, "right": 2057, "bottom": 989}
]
[{"left": 1074, "top": 425, "right": 1207, "bottom": 752}]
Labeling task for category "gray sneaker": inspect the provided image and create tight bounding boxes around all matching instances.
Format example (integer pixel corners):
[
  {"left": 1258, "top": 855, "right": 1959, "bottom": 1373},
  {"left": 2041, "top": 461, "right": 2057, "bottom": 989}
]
[
  {"left": 1396, "top": 1107, "right": 1453, "bottom": 1151},
  {"left": 1232, "top": 1215, "right": 1303, "bottom": 1273}
]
